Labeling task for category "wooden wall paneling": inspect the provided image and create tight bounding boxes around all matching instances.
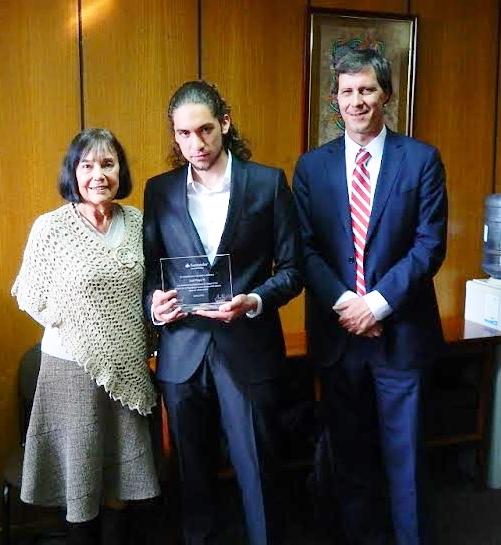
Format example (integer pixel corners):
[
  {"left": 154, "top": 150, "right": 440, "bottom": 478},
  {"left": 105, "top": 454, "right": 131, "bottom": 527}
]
[
  {"left": 310, "top": 0, "right": 408, "bottom": 13},
  {"left": 81, "top": 0, "right": 199, "bottom": 207},
  {"left": 0, "top": 0, "right": 80, "bottom": 469},
  {"left": 201, "top": 0, "right": 307, "bottom": 340},
  {"left": 411, "top": 0, "right": 499, "bottom": 319},
  {"left": 495, "top": 19, "right": 501, "bottom": 194}
]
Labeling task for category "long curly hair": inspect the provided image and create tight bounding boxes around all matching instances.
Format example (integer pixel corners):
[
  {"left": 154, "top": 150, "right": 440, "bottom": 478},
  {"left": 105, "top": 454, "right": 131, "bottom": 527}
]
[{"left": 167, "top": 80, "right": 252, "bottom": 168}]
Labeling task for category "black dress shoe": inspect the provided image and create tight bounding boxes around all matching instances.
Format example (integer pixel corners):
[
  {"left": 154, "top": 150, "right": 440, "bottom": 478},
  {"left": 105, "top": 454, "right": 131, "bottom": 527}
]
[{"left": 66, "top": 516, "right": 100, "bottom": 545}]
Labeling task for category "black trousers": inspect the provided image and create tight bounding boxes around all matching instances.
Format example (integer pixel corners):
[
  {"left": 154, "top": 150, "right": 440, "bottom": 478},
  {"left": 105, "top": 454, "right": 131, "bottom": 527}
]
[{"left": 159, "top": 341, "right": 283, "bottom": 545}]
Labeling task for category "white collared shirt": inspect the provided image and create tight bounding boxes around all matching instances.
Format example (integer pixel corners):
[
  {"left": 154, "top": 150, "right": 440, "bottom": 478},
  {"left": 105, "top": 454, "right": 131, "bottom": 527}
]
[
  {"left": 345, "top": 125, "right": 386, "bottom": 206},
  {"left": 334, "top": 126, "right": 392, "bottom": 321},
  {"left": 187, "top": 152, "right": 232, "bottom": 264},
  {"left": 186, "top": 151, "right": 261, "bottom": 316}
]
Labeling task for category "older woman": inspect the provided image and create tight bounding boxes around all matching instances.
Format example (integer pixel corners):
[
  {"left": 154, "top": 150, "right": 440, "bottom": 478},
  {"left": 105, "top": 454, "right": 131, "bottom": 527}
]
[{"left": 12, "top": 128, "right": 160, "bottom": 544}]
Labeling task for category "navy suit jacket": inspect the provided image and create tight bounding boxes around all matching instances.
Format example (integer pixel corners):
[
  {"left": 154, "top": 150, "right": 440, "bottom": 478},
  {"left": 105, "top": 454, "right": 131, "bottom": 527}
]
[
  {"left": 292, "top": 130, "right": 448, "bottom": 369},
  {"left": 143, "top": 157, "right": 303, "bottom": 384}
]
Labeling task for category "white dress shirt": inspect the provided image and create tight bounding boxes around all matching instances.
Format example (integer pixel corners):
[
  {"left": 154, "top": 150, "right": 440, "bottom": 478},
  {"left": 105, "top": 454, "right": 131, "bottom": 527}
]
[
  {"left": 187, "top": 152, "right": 232, "bottom": 265},
  {"left": 334, "top": 126, "right": 392, "bottom": 321},
  {"left": 187, "top": 152, "right": 262, "bottom": 316}
]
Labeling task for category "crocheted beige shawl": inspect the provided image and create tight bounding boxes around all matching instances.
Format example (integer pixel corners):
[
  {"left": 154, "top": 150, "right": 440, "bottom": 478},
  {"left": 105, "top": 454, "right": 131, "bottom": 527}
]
[{"left": 12, "top": 204, "right": 156, "bottom": 415}]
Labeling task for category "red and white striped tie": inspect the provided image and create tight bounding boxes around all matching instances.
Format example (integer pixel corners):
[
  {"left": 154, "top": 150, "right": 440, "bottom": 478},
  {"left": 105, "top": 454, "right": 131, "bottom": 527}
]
[{"left": 350, "top": 148, "right": 372, "bottom": 296}]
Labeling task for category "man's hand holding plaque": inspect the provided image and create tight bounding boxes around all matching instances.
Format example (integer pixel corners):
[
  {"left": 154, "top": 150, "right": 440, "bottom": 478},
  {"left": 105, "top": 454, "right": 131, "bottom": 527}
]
[
  {"left": 152, "top": 289, "right": 188, "bottom": 324},
  {"left": 193, "top": 294, "right": 258, "bottom": 323}
]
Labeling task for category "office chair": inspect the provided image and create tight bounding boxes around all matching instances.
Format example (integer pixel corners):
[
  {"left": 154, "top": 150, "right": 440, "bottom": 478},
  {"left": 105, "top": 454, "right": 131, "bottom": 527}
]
[{"left": 1, "top": 343, "right": 41, "bottom": 545}]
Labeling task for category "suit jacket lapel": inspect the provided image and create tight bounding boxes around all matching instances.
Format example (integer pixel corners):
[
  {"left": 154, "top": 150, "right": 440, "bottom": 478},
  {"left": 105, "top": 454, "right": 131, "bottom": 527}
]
[
  {"left": 325, "top": 138, "right": 352, "bottom": 239},
  {"left": 213, "top": 156, "right": 248, "bottom": 263},
  {"left": 366, "top": 130, "right": 405, "bottom": 244},
  {"left": 174, "top": 166, "right": 206, "bottom": 256}
]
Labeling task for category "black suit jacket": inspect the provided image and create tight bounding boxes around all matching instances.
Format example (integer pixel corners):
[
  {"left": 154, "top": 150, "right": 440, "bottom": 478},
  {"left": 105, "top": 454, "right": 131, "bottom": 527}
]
[{"left": 143, "top": 157, "right": 303, "bottom": 383}]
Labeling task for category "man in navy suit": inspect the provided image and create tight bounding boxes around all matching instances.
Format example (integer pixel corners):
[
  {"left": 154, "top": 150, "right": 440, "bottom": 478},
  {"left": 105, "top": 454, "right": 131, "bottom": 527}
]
[
  {"left": 293, "top": 49, "right": 447, "bottom": 545},
  {"left": 143, "top": 80, "right": 302, "bottom": 545}
]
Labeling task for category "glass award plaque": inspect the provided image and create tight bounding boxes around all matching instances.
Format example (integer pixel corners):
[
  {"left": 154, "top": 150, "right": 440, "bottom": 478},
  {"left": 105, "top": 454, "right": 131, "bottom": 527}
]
[{"left": 160, "top": 254, "right": 233, "bottom": 311}]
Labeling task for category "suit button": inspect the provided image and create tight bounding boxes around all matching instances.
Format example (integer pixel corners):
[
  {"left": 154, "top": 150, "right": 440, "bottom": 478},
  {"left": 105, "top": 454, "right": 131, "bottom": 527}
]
[{"left": 348, "top": 257, "right": 355, "bottom": 264}]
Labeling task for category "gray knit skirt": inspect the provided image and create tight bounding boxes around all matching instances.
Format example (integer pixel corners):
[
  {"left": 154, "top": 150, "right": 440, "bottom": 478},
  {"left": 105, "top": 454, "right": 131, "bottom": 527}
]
[{"left": 21, "top": 353, "right": 160, "bottom": 523}]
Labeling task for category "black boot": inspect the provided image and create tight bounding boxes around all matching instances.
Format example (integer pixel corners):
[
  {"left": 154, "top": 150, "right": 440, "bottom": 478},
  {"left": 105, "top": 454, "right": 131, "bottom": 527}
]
[
  {"left": 128, "top": 498, "right": 167, "bottom": 545},
  {"left": 101, "top": 506, "right": 129, "bottom": 545},
  {"left": 66, "top": 516, "right": 100, "bottom": 545}
]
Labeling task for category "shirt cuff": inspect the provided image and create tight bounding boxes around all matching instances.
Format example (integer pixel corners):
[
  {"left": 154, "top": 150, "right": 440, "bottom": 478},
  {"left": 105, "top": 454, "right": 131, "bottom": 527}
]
[
  {"left": 151, "top": 303, "right": 166, "bottom": 326},
  {"left": 246, "top": 293, "right": 263, "bottom": 318},
  {"left": 333, "top": 290, "right": 358, "bottom": 314},
  {"left": 363, "top": 290, "right": 392, "bottom": 321}
]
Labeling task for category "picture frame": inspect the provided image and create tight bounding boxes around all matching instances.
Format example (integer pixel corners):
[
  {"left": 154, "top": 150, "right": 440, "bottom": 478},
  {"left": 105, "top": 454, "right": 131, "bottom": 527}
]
[{"left": 305, "top": 9, "right": 417, "bottom": 149}]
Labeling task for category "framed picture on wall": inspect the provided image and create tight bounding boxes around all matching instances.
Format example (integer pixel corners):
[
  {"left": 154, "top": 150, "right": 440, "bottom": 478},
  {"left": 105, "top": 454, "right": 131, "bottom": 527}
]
[{"left": 306, "top": 9, "right": 417, "bottom": 149}]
